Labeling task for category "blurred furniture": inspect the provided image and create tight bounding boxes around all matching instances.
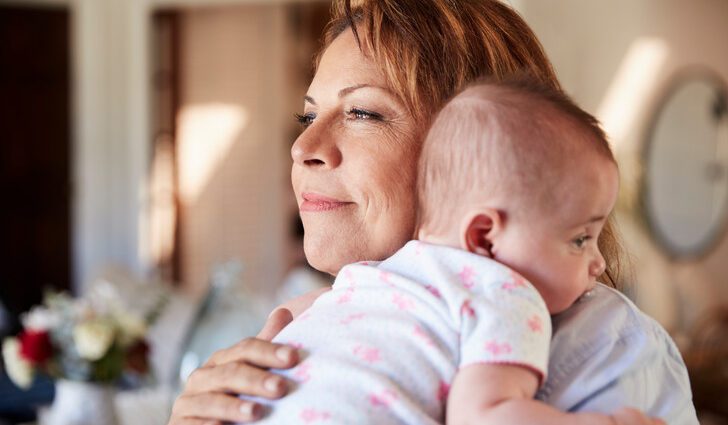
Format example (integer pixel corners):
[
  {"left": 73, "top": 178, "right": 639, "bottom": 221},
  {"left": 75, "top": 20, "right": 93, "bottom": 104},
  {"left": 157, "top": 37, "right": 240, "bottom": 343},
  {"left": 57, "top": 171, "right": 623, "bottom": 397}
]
[
  {"left": 683, "top": 305, "right": 728, "bottom": 423},
  {"left": 0, "top": 372, "right": 54, "bottom": 424},
  {"left": 175, "top": 261, "right": 269, "bottom": 389}
]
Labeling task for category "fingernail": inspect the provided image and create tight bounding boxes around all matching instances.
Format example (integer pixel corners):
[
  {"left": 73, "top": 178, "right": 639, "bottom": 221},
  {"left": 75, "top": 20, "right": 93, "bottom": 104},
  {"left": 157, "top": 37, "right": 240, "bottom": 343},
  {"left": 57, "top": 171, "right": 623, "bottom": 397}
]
[
  {"left": 276, "top": 346, "right": 293, "bottom": 362},
  {"left": 264, "top": 377, "right": 282, "bottom": 393},
  {"left": 240, "top": 402, "right": 253, "bottom": 416},
  {"left": 240, "top": 402, "right": 260, "bottom": 418}
]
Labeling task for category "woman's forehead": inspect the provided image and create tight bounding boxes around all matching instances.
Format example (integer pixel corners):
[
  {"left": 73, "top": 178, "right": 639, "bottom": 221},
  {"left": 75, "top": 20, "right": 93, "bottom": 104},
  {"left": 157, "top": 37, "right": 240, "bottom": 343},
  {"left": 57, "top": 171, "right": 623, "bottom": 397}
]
[{"left": 309, "top": 31, "right": 384, "bottom": 92}]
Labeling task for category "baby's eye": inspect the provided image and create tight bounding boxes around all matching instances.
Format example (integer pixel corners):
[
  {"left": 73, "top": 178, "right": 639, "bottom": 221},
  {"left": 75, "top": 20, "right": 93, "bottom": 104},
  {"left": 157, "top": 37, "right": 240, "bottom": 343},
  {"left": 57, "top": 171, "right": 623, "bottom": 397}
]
[
  {"left": 346, "top": 108, "right": 384, "bottom": 121},
  {"left": 572, "top": 235, "right": 591, "bottom": 249},
  {"left": 294, "top": 112, "right": 315, "bottom": 128}
]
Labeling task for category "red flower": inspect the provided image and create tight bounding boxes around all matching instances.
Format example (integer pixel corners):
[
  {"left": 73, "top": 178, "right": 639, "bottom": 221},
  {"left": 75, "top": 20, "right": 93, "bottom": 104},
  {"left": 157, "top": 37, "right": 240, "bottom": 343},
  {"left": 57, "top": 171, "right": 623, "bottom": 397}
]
[
  {"left": 125, "top": 340, "right": 150, "bottom": 374},
  {"left": 18, "top": 330, "right": 53, "bottom": 365}
]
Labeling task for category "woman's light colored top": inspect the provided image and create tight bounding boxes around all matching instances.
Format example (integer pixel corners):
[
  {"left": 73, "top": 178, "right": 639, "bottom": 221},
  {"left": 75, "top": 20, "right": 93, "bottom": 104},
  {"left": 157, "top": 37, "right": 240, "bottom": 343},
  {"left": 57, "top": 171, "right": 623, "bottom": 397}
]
[{"left": 539, "top": 283, "right": 698, "bottom": 424}]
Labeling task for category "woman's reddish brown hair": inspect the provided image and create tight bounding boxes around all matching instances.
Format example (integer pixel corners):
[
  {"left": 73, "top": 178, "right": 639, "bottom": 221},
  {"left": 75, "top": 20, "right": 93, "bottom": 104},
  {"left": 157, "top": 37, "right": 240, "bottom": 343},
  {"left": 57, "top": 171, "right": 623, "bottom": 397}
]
[{"left": 317, "top": 0, "right": 624, "bottom": 288}]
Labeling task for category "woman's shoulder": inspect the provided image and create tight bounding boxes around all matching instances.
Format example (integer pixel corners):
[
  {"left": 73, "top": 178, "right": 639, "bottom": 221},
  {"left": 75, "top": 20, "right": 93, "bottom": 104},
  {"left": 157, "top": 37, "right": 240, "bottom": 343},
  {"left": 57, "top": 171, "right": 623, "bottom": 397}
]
[
  {"left": 548, "top": 282, "right": 684, "bottom": 376},
  {"left": 552, "top": 283, "right": 672, "bottom": 342},
  {"left": 539, "top": 283, "right": 698, "bottom": 423}
]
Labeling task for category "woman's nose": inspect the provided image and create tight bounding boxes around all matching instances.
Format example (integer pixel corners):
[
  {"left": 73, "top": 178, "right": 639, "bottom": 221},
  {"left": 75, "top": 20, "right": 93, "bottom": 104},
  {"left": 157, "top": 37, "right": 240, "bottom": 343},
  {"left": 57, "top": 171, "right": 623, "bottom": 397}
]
[
  {"left": 290, "top": 122, "right": 342, "bottom": 169},
  {"left": 589, "top": 250, "right": 607, "bottom": 278}
]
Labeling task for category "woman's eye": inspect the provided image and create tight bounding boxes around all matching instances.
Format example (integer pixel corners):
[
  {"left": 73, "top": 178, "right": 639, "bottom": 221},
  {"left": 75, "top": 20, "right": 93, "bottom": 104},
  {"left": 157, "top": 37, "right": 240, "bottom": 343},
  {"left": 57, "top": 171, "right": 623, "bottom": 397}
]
[
  {"left": 294, "top": 112, "right": 315, "bottom": 128},
  {"left": 346, "top": 108, "right": 383, "bottom": 121},
  {"left": 572, "top": 235, "right": 591, "bottom": 249}
]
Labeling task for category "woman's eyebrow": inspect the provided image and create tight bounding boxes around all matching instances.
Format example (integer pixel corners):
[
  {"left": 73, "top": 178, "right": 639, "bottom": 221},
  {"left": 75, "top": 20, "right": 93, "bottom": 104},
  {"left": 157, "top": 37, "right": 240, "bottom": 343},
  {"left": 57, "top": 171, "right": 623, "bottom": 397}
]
[
  {"left": 303, "top": 84, "right": 394, "bottom": 106},
  {"left": 338, "top": 83, "right": 378, "bottom": 97}
]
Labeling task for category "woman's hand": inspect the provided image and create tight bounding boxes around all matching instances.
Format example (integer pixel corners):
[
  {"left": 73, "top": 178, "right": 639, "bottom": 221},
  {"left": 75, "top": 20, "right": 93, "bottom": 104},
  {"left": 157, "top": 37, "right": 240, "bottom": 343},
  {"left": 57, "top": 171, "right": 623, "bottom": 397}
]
[
  {"left": 610, "top": 408, "right": 667, "bottom": 425},
  {"left": 167, "top": 309, "right": 298, "bottom": 425}
]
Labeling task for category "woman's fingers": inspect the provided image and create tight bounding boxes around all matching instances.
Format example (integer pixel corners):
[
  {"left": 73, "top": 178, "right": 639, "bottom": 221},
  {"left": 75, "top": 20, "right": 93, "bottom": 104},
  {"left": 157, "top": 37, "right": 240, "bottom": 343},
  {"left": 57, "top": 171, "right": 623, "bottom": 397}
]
[
  {"left": 170, "top": 392, "right": 261, "bottom": 423},
  {"left": 168, "top": 420, "right": 221, "bottom": 425},
  {"left": 257, "top": 308, "right": 294, "bottom": 341},
  {"left": 205, "top": 337, "right": 298, "bottom": 370},
  {"left": 168, "top": 332, "right": 301, "bottom": 425},
  {"left": 611, "top": 408, "right": 666, "bottom": 425},
  {"left": 187, "top": 360, "right": 289, "bottom": 399}
]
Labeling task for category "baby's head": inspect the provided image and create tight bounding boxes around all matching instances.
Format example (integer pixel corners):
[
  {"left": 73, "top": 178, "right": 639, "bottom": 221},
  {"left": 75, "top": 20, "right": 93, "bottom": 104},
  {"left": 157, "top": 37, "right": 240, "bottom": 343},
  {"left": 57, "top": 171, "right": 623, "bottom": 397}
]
[{"left": 417, "top": 78, "right": 619, "bottom": 313}]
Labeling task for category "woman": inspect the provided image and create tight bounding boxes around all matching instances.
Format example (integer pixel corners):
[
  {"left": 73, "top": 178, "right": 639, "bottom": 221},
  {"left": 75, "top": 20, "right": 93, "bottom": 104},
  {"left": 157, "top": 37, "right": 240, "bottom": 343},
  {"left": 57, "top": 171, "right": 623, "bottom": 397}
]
[{"left": 168, "top": 1, "right": 697, "bottom": 424}]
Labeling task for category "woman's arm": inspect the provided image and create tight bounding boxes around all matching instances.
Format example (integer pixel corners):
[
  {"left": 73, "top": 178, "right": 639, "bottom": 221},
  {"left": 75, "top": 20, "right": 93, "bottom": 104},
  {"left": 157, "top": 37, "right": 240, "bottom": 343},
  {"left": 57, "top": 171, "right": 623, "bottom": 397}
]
[{"left": 540, "top": 285, "right": 698, "bottom": 424}]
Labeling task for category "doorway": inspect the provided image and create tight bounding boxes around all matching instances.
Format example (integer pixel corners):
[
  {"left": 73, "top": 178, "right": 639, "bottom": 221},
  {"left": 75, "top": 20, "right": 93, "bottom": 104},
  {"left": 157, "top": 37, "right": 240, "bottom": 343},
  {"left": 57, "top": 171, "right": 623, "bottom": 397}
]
[{"left": 0, "top": 5, "right": 72, "bottom": 324}]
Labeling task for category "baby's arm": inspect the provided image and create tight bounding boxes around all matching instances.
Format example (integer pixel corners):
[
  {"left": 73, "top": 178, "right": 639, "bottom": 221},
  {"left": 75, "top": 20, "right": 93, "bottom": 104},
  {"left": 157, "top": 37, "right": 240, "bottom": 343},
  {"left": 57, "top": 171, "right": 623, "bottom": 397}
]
[{"left": 447, "top": 363, "right": 664, "bottom": 425}]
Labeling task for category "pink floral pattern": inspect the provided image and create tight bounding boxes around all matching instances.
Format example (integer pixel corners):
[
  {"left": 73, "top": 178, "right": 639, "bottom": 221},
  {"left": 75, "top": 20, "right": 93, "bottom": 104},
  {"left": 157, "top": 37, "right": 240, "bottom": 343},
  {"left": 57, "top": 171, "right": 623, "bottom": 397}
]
[
  {"left": 460, "top": 300, "right": 476, "bottom": 318},
  {"left": 502, "top": 271, "right": 528, "bottom": 291},
  {"left": 424, "top": 284, "right": 441, "bottom": 298},
  {"left": 353, "top": 345, "right": 381, "bottom": 364},
  {"left": 294, "top": 362, "right": 312, "bottom": 382},
  {"left": 263, "top": 242, "right": 549, "bottom": 423},
  {"left": 458, "top": 266, "right": 476, "bottom": 289},
  {"left": 369, "top": 389, "right": 399, "bottom": 408},
  {"left": 484, "top": 340, "right": 513, "bottom": 356},
  {"left": 392, "top": 293, "right": 414, "bottom": 311},
  {"left": 527, "top": 315, "right": 543, "bottom": 333},
  {"left": 380, "top": 271, "right": 394, "bottom": 287},
  {"left": 339, "top": 312, "right": 366, "bottom": 325},
  {"left": 300, "top": 408, "right": 331, "bottom": 423}
]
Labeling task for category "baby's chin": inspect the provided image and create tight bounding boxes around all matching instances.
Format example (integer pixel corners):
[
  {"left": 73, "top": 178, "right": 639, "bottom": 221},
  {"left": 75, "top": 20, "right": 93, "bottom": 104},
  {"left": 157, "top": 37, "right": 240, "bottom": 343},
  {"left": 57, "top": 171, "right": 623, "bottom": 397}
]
[{"left": 545, "top": 290, "right": 588, "bottom": 314}]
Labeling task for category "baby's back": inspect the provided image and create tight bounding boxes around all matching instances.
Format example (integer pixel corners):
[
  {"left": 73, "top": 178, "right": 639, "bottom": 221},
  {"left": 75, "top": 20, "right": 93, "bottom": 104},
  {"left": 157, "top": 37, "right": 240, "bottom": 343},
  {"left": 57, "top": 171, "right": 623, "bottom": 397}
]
[{"left": 251, "top": 241, "right": 550, "bottom": 424}]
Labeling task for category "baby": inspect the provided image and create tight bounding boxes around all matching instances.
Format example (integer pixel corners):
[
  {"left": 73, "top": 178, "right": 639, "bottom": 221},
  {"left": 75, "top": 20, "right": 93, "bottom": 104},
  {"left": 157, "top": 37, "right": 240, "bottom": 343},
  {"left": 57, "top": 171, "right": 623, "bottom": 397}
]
[{"left": 246, "top": 78, "right": 632, "bottom": 424}]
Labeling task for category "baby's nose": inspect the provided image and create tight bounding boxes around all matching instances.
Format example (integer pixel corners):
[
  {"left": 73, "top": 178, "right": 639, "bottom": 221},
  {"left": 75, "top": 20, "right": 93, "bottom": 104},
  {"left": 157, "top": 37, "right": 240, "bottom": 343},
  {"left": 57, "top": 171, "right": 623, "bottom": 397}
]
[{"left": 589, "top": 252, "right": 607, "bottom": 278}]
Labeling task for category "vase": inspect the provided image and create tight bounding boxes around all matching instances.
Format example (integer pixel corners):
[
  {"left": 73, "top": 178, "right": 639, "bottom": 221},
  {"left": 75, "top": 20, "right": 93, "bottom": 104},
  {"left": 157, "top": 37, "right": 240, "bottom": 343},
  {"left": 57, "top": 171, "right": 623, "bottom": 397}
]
[{"left": 43, "top": 380, "right": 119, "bottom": 425}]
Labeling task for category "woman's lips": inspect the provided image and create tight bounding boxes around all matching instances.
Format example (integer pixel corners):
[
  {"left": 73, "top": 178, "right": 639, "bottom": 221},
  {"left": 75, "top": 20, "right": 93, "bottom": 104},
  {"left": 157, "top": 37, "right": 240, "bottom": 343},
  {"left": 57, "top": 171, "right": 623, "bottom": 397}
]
[{"left": 300, "top": 192, "right": 354, "bottom": 212}]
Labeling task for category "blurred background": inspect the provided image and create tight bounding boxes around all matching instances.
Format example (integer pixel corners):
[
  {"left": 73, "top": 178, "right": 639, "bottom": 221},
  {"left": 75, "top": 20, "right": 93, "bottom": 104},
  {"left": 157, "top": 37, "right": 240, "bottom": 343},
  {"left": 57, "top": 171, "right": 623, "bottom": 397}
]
[{"left": 0, "top": 0, "right": 726, "bottom": 423}]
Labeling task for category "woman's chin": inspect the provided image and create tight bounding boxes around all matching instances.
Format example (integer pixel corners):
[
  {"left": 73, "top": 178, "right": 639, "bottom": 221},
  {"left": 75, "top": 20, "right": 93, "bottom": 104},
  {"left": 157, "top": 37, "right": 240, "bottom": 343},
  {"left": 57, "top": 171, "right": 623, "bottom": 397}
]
[{"left": 303, "top": 236, "right": 361, "bottom": 276}]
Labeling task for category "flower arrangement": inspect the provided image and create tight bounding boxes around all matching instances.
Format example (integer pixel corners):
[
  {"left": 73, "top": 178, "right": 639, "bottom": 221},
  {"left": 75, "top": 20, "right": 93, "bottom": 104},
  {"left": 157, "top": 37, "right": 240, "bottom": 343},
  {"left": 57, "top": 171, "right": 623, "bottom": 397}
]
[{"left": 2, "top": 285, "right": 163, "bottom": 389}]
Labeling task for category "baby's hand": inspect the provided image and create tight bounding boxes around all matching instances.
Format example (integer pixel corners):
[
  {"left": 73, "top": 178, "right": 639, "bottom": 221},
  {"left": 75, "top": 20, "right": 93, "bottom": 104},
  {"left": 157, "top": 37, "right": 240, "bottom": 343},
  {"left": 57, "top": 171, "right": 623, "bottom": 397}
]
[{"left": 610, "top": 408, "right": 666, "bottom": 425}]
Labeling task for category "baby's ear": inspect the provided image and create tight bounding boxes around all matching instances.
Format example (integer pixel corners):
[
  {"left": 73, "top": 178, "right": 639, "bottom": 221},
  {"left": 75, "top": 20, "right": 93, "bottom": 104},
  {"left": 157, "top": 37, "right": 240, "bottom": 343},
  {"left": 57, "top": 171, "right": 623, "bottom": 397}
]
[{"left": 460, "top": 208, "right": 503, "bottom": 257}]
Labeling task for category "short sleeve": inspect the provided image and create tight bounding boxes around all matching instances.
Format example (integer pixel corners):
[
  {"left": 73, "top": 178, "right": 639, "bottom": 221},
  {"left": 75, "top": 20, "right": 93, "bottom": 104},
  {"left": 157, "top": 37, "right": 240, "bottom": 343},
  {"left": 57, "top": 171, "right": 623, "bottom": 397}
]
[{"left": 459, "top": 276, "right": 551, "bottom": 384}]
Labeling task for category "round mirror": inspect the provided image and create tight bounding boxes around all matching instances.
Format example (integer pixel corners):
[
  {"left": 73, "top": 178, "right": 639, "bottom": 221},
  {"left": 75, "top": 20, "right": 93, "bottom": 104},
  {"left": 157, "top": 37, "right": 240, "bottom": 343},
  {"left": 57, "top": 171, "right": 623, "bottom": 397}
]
[{"left": 643, "top": 71, "right": 728, "bottom": 258}]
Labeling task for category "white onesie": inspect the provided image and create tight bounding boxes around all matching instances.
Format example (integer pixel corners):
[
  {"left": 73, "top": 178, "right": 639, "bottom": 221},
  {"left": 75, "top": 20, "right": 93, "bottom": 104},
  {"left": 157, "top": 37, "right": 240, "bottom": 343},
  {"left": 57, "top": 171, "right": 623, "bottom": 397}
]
[{"left": 248, "top": 240, "right": 551, "bottom": 424}]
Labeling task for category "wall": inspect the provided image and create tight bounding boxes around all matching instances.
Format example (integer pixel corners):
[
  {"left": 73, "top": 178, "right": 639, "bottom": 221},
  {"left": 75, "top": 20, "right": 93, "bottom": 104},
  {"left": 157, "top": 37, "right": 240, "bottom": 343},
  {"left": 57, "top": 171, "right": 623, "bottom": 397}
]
[
  {"left": 515, "top": 0, "right": 728, "bottom": 331},
  {"left": 175, "top": 4, "right": 291, "bottom": 297},
  {"left": 1, "top": 0, "right": 319, "bottom": 294},
  {"left": 71, "top": 0, "right": 152, "bottom": 292}
]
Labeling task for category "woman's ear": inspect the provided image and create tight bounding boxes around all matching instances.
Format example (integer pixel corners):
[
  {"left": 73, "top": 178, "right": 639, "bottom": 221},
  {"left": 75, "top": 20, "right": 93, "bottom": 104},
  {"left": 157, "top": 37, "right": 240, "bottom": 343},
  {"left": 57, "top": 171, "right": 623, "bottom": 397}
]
[{"left": 460, "top": 208, "right": 503, "bottom": 257}]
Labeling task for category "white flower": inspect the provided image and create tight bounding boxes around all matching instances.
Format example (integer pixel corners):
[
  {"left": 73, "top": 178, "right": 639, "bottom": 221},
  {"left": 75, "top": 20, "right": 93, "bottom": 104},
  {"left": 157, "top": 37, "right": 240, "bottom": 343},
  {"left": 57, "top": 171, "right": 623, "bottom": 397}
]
[
  {"left": 2, "top": 338, "right": 34, "bottom": 389},
  {"left": 21, "top": 306, "right": 61, "bottom": 332},
  {"left": 114, "top": 310, "right": 147, "bottom": 346},
  {"left": 73, "top": 320, "right": 115, "bottom": 361}
]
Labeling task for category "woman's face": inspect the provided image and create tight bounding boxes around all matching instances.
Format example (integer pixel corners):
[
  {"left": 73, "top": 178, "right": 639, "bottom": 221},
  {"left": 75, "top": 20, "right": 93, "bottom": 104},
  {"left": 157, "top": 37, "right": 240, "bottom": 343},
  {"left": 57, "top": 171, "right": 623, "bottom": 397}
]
[{"left": 291, "top": 30, "right": 421, "bottom": 275}]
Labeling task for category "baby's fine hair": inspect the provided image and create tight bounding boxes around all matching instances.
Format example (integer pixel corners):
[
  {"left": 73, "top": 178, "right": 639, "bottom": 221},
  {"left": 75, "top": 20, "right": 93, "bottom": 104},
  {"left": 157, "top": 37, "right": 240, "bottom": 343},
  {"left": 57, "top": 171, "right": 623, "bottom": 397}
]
[{"left": 417, "top": 76, "right": 616, "bottom": 234}]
